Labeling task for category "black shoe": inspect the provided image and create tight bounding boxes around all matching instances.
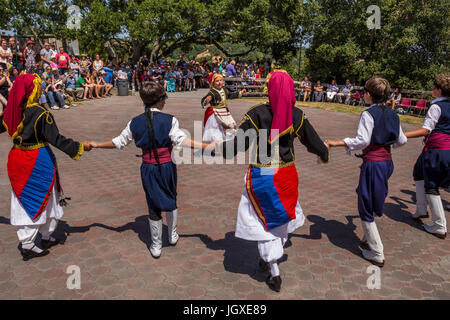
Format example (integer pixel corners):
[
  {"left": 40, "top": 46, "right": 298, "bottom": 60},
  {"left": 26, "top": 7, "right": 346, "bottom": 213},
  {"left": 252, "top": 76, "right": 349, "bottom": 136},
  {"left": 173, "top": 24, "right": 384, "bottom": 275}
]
[
  {"left": 20, "top": 246, "right": 50, "bottom": 261},
  {"left": 41, "top": 238, "right": 60, "bottom": 249},
  {"left": 258, "top": 259, "right": 269, "bottom": 273},
  {"left": 266, "top": 275, "right": 282, "bottom": 292}
]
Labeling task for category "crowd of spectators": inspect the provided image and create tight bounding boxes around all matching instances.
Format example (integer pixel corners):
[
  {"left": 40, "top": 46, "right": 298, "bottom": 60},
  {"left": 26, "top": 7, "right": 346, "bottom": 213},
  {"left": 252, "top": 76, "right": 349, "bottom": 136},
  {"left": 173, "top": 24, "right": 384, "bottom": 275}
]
[{"left": 0, "top": 36, "right": 427, "bottom": 115}]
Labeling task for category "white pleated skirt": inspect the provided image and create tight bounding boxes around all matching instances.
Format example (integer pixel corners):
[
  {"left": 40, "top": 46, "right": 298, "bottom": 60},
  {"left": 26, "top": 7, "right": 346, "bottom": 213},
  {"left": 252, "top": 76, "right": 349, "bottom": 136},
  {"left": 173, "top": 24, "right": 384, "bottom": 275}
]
[{"left": 10, "top": 185, "right": 64, "bottom": 226}]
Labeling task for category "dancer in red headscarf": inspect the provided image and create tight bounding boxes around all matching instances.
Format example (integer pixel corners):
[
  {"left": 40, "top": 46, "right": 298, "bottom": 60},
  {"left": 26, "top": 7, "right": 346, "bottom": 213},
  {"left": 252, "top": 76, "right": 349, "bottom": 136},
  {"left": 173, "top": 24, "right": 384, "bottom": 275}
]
[
  {"left": 0, "top": 73, "right": 90, "bottom": 261},
  {"left": 217, "top": 70, "right": 329, "bottom": 292},
  {"left": 201, "top": 73, "right": 246, "bottom": 142}
]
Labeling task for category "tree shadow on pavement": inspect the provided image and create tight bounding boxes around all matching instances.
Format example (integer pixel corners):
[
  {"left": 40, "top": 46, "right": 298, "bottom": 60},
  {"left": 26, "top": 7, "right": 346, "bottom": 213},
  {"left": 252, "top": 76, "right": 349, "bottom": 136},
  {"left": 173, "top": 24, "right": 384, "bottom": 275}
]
[
  {"left": 181, "top": 232, "right": 276, "bottom": 282},
  {"left": 290, "top": 215, "right": 363, "bottom": 258}
]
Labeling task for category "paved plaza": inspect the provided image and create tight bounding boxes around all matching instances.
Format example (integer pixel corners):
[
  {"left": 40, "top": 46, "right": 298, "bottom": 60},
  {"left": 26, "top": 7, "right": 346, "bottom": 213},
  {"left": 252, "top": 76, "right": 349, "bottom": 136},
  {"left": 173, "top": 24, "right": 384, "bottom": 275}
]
[{"left": 0, "top": 90, "right": 449, "bottom": 300}]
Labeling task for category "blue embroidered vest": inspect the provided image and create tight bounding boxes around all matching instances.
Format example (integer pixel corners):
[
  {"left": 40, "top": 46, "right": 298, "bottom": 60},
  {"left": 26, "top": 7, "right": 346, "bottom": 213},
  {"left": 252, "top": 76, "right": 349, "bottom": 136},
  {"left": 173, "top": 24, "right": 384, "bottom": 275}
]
[
  {"left": 130, "top": 112, "right": 173, "bottom": 150},
  {"left": 366, "top": 104, "right": 400, "bottom": 146}
]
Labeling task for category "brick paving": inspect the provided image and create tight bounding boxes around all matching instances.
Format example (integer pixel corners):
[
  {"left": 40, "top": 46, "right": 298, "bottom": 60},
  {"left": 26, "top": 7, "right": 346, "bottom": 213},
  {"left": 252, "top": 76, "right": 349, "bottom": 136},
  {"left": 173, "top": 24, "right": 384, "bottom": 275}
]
[{"left": 0, "top": 89, "right": 449, "bottom": 300}]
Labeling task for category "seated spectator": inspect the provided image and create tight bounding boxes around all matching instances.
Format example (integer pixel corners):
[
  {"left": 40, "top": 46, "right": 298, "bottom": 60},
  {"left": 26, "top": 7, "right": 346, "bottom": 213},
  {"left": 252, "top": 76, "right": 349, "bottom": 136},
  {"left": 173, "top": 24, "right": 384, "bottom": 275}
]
[
  {"left": 300, "top": 76, "right": 312, "bottom": 102},
  {"left": 326, "top": 79, "right": 339, "bottom": 102},
  {"left": 336, "top": 79, "right": 353, "bottom": 104},
  {"left": 175, "top": 67, "right": 183, "bottom": 92},
  {"left": 64, "top": 69, "right": 84, "bottom": 101},
  {"left": 70, "top": 55, "right": 81, "bottom": 80},
  {"left": 54, "top": 80, "right": 72, "bottom": 106},
  {"left": 0, "top": 66, "right": 12, "bottom": 110},
  {"left": 50, "top": 56, "right": 58, "bottom": 70},
  {"left": 43, "top": 77, "right": 68, "bottom": 110},
  {"left": 8, "top": 67, "right": 18, "bottom": 83},
  {"left": 0, "top": 39, "right": 12, "bottom": 71},
  {"left": 77, "top": 72, "right": 94, "bottom": 100},
  {"left": 187, "top": 68, "right": 195, "bottom": 91},
  {"left": 241, "top": 69, "right": 249, "bottom": 86},
  {"left": 386, "top": 87, "right": 402, "bottom": 110},
  {"left": 313, "top": 80, "right": 324, "bottom": 102},
  {"left": 41, "top": 65, "right": 52, "bottom": 81},
  {"left": 90, "top": 71, "right": 103, "bottom": 98},
  {"left": 99, "top": 71, "right": 113, "bottom": 96}
]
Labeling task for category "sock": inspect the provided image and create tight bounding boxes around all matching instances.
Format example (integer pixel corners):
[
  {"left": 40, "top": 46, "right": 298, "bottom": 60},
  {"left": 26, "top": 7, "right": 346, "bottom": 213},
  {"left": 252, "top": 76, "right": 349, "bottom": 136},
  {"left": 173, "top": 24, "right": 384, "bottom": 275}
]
[
  {"left": 22, "top": 243, "right": 43, "bottom": 253},
  {"left": 269, "top": 261, "right": 279, "bottom": 278}
]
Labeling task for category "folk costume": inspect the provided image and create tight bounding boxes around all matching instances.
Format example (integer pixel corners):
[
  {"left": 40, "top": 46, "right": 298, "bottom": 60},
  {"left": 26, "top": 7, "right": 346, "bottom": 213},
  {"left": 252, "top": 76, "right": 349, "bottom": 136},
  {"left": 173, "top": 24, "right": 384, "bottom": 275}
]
[
  {"left": 0, "top": 74, "right": 84, "bottom": 261},
  {"left": 344, "top": 104, "right": 407, "bottom": 266},
  {"left": 411, "top": 96, "right": 449, "bottom": 238},
  {"left": 219, "top": 71, "right": 329, "bottom": 292},
  {"left": 201, "top": 73, "right": 241, "bottom": 142},
  {"left": 111, "top": 98, "right": 187, "bottom": 258}
]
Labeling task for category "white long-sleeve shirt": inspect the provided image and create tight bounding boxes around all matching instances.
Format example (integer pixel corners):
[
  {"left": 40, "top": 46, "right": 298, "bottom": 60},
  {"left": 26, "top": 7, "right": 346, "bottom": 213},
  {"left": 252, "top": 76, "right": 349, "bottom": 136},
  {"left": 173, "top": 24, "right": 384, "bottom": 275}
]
[
  {"left": 422, "top": 97, "right": 448, "bottom": 132},
  {"left": 112, "top": 108, "right": 187, "bottom": 150},
  {"left": 343, "top": 110, "right": 407, "bottom": 152}
]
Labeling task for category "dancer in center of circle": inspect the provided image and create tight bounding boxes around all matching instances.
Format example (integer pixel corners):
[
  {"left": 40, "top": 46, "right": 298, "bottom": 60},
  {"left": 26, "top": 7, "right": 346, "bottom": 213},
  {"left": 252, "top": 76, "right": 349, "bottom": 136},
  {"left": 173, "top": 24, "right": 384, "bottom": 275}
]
[
  {"left": 201, "top": 73, "right": 246, "bottom": 142},
  {"left": 215, "top": 70, "right": 329, "bottom": 292}
]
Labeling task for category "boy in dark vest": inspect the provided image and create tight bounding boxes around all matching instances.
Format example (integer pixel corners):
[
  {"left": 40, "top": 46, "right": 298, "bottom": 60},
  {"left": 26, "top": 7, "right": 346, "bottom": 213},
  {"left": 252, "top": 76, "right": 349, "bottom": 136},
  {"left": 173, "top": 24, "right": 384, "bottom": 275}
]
[
  {"left": 405, "top": 74, "right": 450, "bottom": 239},
  {"left": 90, "top": 82, "right": 211, "bottom": 258},
  {"left": 326, "top": 76, "right": 408, "bottom": 267}
]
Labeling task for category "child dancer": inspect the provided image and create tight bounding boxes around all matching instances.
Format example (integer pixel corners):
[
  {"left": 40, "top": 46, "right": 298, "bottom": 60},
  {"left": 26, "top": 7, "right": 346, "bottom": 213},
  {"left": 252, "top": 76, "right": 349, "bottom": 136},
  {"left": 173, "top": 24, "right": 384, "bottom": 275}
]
[
  {"left": 216, "top": 71, "right": 329, "bottom": 292},
  {"left": 326, "top": 77, "right": 407, "bottom": 267},
  {"left": 405, "top": 74, "right": 450, "bottom": 239},
  {"left": 90, "top": 82, "right": 211, "bottom": 258},
  {"left": 201, "top": 73, "right": 245, "bottom": 142},
  {"left": 1, "top": 73, "right": 90, "bottom": 261}
]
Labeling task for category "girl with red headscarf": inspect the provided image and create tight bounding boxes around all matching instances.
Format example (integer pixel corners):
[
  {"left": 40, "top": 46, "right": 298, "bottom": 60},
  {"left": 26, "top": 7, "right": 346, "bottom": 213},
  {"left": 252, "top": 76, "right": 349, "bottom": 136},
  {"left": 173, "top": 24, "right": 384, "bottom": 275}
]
[
  {"left": 0, "top": 73, "right": 90, "bottom": 261},
  {"left": 217, "top": 71, "right": 329, "bottom": 292},
  {"left": 201, "top": 73, "right": 245, "bottom": 142}
]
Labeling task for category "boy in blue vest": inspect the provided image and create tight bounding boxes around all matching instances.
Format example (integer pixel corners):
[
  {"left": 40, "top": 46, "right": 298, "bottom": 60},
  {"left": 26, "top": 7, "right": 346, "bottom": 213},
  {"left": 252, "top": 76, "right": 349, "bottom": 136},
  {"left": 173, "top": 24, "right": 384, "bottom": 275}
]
[
  {"left": 326, "top": 77, "right": 408, "bottom": 267},
  {"left": 405, "top": 74, "right": 450, "bottom": 239},
  {"left": 90, "top": 82, "right": 212, "bottom": 258}
]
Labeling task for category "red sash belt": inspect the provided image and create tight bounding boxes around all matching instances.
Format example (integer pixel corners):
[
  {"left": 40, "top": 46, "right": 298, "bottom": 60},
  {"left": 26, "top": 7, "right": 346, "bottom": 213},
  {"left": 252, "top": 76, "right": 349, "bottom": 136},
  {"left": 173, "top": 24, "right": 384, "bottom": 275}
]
[
  {"left": 360, "top": 144, "right": 392, "bottom": 162},
  {"left": 423, "top": 132, "right": 450, "bottom": 153},
  {"left": 142, "top": 146, "right": 173, "bottom": 164}
]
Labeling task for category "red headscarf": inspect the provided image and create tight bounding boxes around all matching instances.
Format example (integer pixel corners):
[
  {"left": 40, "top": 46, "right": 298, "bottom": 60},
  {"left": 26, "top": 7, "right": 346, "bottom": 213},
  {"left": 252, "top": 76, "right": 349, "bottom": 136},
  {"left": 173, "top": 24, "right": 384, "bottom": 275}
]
[
  {"left": 2, "top": 73, "right": 41, "bottom": 139},
  {"left": 266, "top": 71, "right": 296, "bottom": 143},
  {"left": 208, "top": 72, "right": 223, "bottom": 88}
]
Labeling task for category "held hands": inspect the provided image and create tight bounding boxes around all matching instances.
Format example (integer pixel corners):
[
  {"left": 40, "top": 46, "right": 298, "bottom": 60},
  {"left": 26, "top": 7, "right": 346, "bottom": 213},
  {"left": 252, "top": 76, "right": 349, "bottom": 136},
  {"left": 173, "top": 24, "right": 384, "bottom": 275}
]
[{"left": 82, "top": 141, "right": 93, "bottom": 152}]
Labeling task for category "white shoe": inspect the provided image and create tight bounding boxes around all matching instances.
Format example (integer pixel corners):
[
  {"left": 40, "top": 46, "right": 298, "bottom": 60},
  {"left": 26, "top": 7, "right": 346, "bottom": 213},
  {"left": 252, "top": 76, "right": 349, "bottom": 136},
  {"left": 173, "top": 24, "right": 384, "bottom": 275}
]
[
  {"left": 51, "top": 106, "right": 60, "bottom": 110},
  {"left": 361, "top": 221, "right": 385, "bottom": 267},
  {"left": 166, "top": 210, "right": 179, "bottom": 246},
  {"left": 62, "top": 105, "right": 70, "bottom": 109},
  {"left": 412, "top": 181, "right": 429, "bottom": 219},
  {"left": 148, "top": 218, "right": 162, "bottom": 258},
  {"left": 423, "top": 194, "right": 447, "bottom": 239}
]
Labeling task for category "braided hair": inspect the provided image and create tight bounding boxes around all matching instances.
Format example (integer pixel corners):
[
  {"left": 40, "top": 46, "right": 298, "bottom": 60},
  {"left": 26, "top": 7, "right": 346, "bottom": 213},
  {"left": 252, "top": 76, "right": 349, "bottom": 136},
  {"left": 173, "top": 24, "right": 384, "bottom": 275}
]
[{"left": 139, "top": 82, "right": 168, "bottom": 166}]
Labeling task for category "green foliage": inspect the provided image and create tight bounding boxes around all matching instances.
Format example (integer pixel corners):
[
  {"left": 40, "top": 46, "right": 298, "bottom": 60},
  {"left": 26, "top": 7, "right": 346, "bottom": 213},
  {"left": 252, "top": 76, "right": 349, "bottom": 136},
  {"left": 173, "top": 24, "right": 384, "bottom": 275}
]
[
  {"left": 1, "top": 0, "right": 448, "bottom": 90},
  {"left": 306, "top": 0, "right": 450, "bottom": 89}
]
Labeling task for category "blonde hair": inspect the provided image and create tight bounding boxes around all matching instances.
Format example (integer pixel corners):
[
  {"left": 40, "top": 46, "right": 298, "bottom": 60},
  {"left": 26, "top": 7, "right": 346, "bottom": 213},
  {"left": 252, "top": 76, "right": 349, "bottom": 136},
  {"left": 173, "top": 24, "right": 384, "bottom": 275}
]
[
  {"left": 365, "top": 76, "right": 391, "bottom": 103},
  {"left": 434, "top": 74, "right": 450, "bottom": 97}
]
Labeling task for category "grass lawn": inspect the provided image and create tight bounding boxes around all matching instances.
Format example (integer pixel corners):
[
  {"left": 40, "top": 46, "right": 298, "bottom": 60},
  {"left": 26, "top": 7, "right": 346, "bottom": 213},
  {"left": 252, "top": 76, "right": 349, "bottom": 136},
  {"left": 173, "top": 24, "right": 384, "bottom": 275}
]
[{"left": 239, "top": 98, "right": 424, "bottom": 127}]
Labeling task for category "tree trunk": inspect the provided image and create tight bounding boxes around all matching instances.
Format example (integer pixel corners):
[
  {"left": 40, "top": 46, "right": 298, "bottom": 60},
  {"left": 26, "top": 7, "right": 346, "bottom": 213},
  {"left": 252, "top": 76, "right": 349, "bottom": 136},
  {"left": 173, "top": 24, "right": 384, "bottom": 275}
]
[{"left": 131, "top": 39, "right": 144, "bottom": 64}]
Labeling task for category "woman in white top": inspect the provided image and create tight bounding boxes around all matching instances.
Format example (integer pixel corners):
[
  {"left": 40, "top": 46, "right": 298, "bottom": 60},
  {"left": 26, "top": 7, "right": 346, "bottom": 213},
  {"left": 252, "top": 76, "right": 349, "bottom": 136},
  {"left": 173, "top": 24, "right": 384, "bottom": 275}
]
[{"left": 93, "top": 54, "right": 103, "bottom": 73}]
